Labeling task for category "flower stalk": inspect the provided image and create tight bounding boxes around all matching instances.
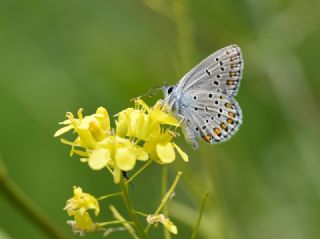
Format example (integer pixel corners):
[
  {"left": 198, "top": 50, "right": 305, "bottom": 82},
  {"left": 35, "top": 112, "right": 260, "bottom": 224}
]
[
  {"left": 0, "top": 159, "right": 67, "bottom": 239},
  {"left": 120, "top": 178, "right": 147, "bottom": 239},
  {"left": 97, "top": 220, "right": 134, "bottom": 227},
  {"left": 161, "top": 166, "right": 171, "bottom": 239},
  {"left": 110, "top": 205, "right": 139, "bottom": 239},
  {"left": 127, "top": 160, "right": 153, "bottom": 183},
  {"left": 190, "top": 191, "right": 209, "bottom": 239},
  {"left": 145, "top": 171, "right": 182, "bottom": 233},
  {"left": 97, "top": 192, "right": 123, "bottom": 201}
]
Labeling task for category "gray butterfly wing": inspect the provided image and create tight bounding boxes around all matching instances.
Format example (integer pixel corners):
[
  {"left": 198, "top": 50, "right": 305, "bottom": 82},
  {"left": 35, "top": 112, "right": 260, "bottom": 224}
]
[
  {"left": 179, "top": 89, "right": 242, "bottom": 147},
  {"left": 163, "top": 45, "right": 243, "bottom": 148},
  {"left": 174, "top": 45, "right": 243, "bottom": 97}
]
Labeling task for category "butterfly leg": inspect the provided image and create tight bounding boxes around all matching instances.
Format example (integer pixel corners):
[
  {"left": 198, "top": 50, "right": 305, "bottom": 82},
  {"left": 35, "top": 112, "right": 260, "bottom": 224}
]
[
  {"left": 178, "top": 114, "right": 199, "bottom": 149},
  {"left": 177, "top": 114, "right": 186, "bottom": 125},
  {"left": 182, "top": 125, "right": 199, "bottom": 149}
]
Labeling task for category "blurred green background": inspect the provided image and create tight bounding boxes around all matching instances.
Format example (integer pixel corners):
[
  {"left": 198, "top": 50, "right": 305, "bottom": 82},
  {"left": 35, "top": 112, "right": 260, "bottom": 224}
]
[{"left": 1, "top": 0, "right": 320, "bottom": 238}]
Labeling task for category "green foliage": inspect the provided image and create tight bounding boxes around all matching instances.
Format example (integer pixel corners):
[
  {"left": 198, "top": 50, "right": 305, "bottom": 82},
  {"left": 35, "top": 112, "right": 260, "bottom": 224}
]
[{"left": 0, "top": 0, "right": 320, "bottom": 238}]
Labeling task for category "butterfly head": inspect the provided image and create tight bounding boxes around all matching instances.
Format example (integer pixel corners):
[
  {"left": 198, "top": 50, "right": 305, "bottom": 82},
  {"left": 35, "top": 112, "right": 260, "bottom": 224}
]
[
  {"left": 162, "top": 85, "right": 179, "bottom": 113},
  {"left": 162, "top": 85, "right": 174, "bottom": 98}
]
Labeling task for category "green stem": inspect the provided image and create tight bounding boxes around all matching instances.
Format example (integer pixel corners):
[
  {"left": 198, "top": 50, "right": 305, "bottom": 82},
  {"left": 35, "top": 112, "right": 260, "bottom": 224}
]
[
  {"left": 120, "top": 178, "right": 147, "bottom": 239},
  {"left": 145, "top": 171, "right": 182, "bottom": 233},
  {"left": 128, "top": 160, "right": 152, "bottom": 183},
  {"left": 110, "top": 205, "right": 139, "bottom": 239},
  {"left": 98, "top": 220, "right": 134, "bottom": 227},
  {"left": 161, "top": 166, "right": 171, "bottom": 239},
  {"left": 106, "top": 165, "right": 113, "bottom": 175},
  {"left": 190, "top": 191, "right": 209, "bottom": 239},
  {"left": 0, "top": 160, "right": 67, "bottom": 239},
  {"left": 133, "top": 210, "right": 149, "bottom": 217},
  {"left": 97, "top": 192, "right": 123, "bottom": 201}
]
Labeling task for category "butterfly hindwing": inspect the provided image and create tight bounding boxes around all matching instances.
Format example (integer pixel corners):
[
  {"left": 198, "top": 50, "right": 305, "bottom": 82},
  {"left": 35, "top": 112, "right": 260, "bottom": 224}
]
[{"left": 179, "top": 89, "right": 242, "bottom": 145}]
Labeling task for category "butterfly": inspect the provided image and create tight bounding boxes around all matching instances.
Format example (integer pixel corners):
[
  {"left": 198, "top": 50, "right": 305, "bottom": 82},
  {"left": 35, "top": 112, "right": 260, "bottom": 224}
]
[{"left": 162, "top": 45, "right": 243, "bottom": 148}]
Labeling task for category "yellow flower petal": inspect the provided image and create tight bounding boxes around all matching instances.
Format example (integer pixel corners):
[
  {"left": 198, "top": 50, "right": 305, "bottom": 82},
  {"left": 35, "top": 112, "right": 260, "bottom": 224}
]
[
  {"left": 156, "top": 142, "right": 175, "bottom": 163},
  {"left": 135, "top": 98, "right": 150, "bottom": 112},
  {"left": 127, "top": 109, "right": 141, "bottom": 137},
  {"left": 73, "top": 150, "right": 89, "bottom": 157},
  {"left": 150, "top": 109, "right": 179, "bottom": 126},
  {"left": 113, "top": 167, "right": 121, "bottom": 184},
  {"left": 173, "top": 143, "right": 189, "bottom": 162},
  {"left": 87, "top": 118, "right": 106, "bottom": 141},
  {"left": 162, "top": 218, "right": 178, "bottom": 234},
  {"left": 137, "top": 149, "right": 149, "bottom": 161},
  {"left": 59, "top": 119, "right": 71, "bottom": 125},
  {"left": 65, "top": 187, "right": 100, "bottom": 217},
  {"left": 54, "top": 125, "right": 73, "bottom": 137},
  {"left": 88, "top": 148, "right": 111, "bottom": 170},
  {"left": 75, "top": 126, "right": 97, "bottom": 149},
  {"left": 96, "top": 107, "right": 110, "bottom": 131},
  {"left": 115, "top": 110, "right": 129, "bottom": 137},
  {"left": 146, "top": 214, "right": 178, "bottom": 235},
  {"left": 143, "top": 141, "right": 157, "bottom": 160},
  {"left": 74, "top": 211, "right": 97, "bottom": 232},
  {"left": 135, "top": 110, "right": 149, "bottom": 139},
  {"left": 60, "top": 138, "right": 78, "bottom": 146},
  {"left": 77, "top": 108, "right": 84, "bottom": 120},
  {"left": 115, "top": 147, "right": 136, "bottom": 171}
]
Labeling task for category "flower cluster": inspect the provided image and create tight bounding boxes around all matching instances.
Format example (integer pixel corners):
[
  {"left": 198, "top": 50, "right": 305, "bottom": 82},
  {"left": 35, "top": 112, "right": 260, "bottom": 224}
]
[
  {"left": 147, "top": 214, "right": 178, "bottom": 234},
  {"left": 64, "top": 186, "right": 100, "bottom": 235},
  {"left": 54, "top": 99, "right": 188, "bottom": 183}
]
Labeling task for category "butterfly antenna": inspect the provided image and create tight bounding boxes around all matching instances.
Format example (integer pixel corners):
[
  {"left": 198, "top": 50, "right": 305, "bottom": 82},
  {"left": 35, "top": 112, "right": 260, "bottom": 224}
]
[{"left": 130, "top": 85, "right": 163, "bottom": 102}]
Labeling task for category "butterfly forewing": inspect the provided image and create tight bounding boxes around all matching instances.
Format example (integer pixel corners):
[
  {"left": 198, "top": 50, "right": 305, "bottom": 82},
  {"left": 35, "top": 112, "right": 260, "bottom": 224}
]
[{"left": 176, "top": 45, "right": 243, "bottom": 97}]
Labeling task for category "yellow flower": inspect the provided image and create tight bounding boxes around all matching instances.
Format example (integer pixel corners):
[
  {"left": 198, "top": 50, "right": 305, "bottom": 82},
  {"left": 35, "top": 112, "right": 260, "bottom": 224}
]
[
  {"left": 116, "top": 99, "right": 179, "bottom": 141},
  {"left": 64, "top": 187, "right": 100, "bottom": 234},
  {"left": 147, "top": 100, "right": 179, "bottom": 126},
  {"left": 65, "top": 186, "right": 100, "bottom": 216},
  {"left": 116, "top": 107, "right": 152, "bottom": 140},
  {"left": 55, "top": 100, "right": 189, "bottom": 183},
  {"left": 115, "top": 100, "right": 188, "bottom": 164},
  {"left": 144, "top": 131, "right": 188, "bottom": 163},
  {"left": 67, "top": 212, "right": 97, "bottom": 235},
  {"left": 147, "top": 214, "right": 178, "bottom": 235},
  {"left": 85, "top": 136, "right": 148, "bottom": 183},
  {"left": 54, "top": 107, "right": 110, "bottom": 149}
]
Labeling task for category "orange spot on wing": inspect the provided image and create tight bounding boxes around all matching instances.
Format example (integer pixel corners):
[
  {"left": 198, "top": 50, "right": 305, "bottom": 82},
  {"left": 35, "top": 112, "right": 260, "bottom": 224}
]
[
  {"left": 227, "top": 118, "right": 234, "bottom": 125},
  {"left": 228, "top": 112, "right": 235, "bottom": 118},
  {"left": 225, "top": 103, "right": 233, "bottom": 109},
  {"left": 226, "top": 80, "right": 234, "bottom": 86},
  {"left": 214, "top": 128, "right": 221, "bottom": 137},
  {"left": 229, "top": 72, "right": 238, "bottom": 77},
  {"left": 220, "top": 123, "right": 227, "bottom": 130},
  {"left": 202, "top": 135, "right": 211, "bottom": 142}
]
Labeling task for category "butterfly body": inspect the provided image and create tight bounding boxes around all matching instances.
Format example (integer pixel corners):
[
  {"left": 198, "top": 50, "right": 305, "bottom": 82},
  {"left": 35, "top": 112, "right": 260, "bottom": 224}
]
[{"left": 162, "top": 45, "right": 243, "bottom": 148}]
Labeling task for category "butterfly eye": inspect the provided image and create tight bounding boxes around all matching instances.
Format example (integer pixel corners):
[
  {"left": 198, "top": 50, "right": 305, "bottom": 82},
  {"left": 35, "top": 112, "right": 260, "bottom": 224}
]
[{"left": 167, "top": 87, "right": 174, "bottom": 94}]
